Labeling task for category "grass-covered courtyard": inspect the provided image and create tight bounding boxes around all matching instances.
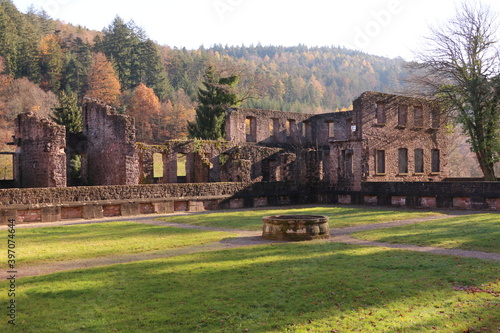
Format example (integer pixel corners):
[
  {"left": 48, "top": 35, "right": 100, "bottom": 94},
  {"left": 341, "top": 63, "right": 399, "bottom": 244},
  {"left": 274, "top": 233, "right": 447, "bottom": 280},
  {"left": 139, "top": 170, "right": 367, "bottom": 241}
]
[
  {"left": 1, "top": 206, "right": 499, "bottom": 332},
  {"left": 160, "top": 206, "right": 442, "bottom": 230}
]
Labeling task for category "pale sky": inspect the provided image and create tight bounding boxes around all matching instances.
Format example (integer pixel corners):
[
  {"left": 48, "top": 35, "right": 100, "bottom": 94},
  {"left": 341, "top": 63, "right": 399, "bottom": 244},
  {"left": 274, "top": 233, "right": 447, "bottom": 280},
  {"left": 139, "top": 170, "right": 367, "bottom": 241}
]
[{"left": 10, "top": 0, "right": 500, "bottom": 60}]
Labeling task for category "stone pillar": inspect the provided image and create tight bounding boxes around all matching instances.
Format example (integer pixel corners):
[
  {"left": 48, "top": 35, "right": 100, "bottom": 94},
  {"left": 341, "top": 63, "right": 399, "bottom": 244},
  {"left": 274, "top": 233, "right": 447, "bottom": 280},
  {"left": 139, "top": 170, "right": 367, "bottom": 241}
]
[
  {"left": 82, "top": 99, "right": 139, "bottom": 186},
  {"left": 15, "top": 113, "right": 67, "bottom": 188}
]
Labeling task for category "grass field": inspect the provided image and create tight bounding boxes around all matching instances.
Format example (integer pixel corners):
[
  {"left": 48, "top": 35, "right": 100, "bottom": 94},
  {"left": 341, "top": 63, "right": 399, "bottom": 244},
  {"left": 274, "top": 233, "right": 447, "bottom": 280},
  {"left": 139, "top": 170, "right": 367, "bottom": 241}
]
[
  {"left": 161, "top": 206, "right": 442, "bottom": 230},
  {"left": 354, "top": 213, "right": 500, "bottom": 253},
  {"left": 15, "top": 222, "right": 235, "bottom": 266},
  {"left": 2, "top": 208, "right": 499, "bottom": 332},
  {"left": 2, "top": 242, "right": 499, "bottom": 332}
]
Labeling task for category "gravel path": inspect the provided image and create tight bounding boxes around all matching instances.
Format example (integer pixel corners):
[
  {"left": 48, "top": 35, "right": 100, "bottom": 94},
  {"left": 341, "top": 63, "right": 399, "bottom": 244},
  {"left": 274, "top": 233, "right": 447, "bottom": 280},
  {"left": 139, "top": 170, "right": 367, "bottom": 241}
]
[{"left": 5, "top": 211, "right": 499, "bottom": 279}]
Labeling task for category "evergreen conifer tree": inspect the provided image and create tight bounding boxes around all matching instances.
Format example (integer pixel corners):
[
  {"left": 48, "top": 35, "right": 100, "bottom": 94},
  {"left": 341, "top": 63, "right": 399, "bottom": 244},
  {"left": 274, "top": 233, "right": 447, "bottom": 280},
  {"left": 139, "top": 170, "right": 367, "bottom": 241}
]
[
  {"left": 188, "top": 66, "right": 239, "bottom": 140},
  {"left": 51, "top": 91, "right": 82, "bottom": 133}
]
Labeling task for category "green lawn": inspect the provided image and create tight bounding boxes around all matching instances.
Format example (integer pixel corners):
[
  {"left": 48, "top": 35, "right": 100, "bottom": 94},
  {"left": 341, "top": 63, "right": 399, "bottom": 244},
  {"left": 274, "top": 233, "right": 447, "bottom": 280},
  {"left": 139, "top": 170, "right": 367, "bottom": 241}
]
[
  {"left": 15, "top": 222, "right": 235, "bottom": 266},
  {"left": 162, "top": 206, "right": 442, "bottom": 230},
  {"left": 2, "top": 242, "right": 498, "bottom": 332},
  {"left": 354, "top": 213, "right": 500, "bottom": 253}
]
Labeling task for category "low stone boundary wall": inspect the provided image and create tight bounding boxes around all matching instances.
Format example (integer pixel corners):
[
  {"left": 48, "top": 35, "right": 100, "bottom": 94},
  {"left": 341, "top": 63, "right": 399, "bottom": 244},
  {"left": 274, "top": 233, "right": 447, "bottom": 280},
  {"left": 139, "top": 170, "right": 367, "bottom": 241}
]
[
  {"left": 334, "top": 181, "right": 500, "bottom": 210},
  {"left": 1, "top": 181, "right": 499, "bottom": 225},
  {"left": 0, "top": 182, "right": 302, "bottom": 224}
]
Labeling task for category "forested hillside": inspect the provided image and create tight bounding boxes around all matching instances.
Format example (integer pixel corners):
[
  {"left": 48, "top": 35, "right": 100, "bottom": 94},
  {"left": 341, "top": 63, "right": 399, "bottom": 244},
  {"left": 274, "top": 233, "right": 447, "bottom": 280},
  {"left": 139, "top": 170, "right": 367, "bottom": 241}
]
[
  {"left": 0, "top": 1, "right": 408, "bottom": 142},
  {"left": 0, "top": 1, "right": 486, "bottom": 177}
]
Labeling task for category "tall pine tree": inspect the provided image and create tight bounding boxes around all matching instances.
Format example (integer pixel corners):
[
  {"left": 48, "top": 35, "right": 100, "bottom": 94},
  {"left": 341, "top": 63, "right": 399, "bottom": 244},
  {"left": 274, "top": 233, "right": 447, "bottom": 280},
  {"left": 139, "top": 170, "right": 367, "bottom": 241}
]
[
  {"left": 188, "top": 66, "right": 240, "bottom": 140},
  {"left": 51, "top": 90, "right": 82, "bottom": 133}
]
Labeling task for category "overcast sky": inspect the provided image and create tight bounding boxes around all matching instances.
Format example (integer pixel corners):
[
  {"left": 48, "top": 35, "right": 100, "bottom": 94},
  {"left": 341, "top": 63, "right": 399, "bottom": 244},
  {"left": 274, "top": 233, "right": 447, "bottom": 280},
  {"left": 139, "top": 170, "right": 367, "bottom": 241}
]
[{"left": 10, "top": 0, "right": 500, "bottom": 60}]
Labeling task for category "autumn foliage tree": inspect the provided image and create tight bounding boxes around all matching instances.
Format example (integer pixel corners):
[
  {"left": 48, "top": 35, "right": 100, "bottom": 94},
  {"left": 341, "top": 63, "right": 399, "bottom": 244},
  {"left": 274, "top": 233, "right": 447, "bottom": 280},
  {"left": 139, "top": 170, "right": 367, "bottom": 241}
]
[
  {"left": 38, "top": 33, "right": 64, "bottom": 91},
  {"left": 85, "top": 52, "right": 121, "bottom": 106},
  {"left": 128, "top": 82, "right": 160, "bottom": 142},
  {"left": 161, "top": 89, "right": 195, "bottom": 140}
]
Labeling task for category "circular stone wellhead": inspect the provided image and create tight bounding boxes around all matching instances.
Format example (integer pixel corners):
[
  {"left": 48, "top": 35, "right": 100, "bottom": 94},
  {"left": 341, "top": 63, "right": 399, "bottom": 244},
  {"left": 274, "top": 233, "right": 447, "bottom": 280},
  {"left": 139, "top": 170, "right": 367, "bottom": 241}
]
[{"left": 262, "top": 215, "right": 330, "bottom": 241}]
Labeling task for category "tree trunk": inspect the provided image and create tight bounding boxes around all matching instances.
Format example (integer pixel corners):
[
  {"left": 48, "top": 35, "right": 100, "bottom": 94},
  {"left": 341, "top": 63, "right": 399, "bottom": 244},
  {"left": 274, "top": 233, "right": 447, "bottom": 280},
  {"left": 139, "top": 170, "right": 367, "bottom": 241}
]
[{"left": 476, "top": 151, "right": 497, "bottom": 181}]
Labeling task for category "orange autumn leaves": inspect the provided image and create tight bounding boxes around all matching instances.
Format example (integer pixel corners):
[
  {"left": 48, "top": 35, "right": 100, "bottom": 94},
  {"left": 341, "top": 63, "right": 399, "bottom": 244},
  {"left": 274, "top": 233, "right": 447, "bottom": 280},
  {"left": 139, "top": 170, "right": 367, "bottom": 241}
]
[{"left": 86, "top": 52, "right": 121, "bottom": 106}]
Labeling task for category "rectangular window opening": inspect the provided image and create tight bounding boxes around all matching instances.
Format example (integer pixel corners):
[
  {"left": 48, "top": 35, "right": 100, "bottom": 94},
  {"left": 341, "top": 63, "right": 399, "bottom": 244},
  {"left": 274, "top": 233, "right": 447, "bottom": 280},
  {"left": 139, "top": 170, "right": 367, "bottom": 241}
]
[
  {"left": 272, "top": 118, "right": 280, "bottom": 138},
  {"left": 177, "top": 153, "right": 187, "bottom": 179},
  {"left": 0, "top": 153, "right": 14, "bottom": 180},
  {"left": 398, "top": 148, "right": 408, "bottom": 174},
  {"left": 286, "top": 119, "right": 296, "bottom": 137},
  {"left": 376, "top": 150, "right": 385, "bottom": 174},
  {"left": 153, "top": 153, "right": 164, "bottom": 179},
  {"left": 327, "top": 121, "right": 335, "bottom": 138},
  {"left": 398, "top": 105, "right": 408, "bottom": 126},
  {"left": 245, "top": 117, "right": 256, "bottom": 142},
  {"left": 342, "top": 149, "right": 353, "bottom": 177},
  {"left": 431, "top": 149, "right": 440, "bottom": 173},
  {"left": 376, "top": 102, "right": 386, "bottom": 124},
  {"left": 414, "top": 149, "right": 424, "bottom": 173},
  {"left": 414, "top": 106, "right": 424, "bottom": 127}
]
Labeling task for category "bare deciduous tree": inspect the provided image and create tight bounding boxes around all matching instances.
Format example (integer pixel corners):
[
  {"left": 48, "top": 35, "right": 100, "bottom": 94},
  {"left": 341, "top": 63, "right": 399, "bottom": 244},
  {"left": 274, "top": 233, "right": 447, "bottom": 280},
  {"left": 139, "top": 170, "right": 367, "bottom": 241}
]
[{"left": 408, "top": 1, "right": 500, "bottom": 180}]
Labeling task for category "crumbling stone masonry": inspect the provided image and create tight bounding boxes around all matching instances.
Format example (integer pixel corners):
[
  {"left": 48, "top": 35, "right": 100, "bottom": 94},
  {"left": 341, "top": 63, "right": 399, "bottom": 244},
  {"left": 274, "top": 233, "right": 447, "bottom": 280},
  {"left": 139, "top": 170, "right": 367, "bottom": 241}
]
[
  {"left": 81, "top": 99, "right": 139, "bottom": 186},
  {"left": 14, "top": 113, "right": 66, "bottom": 188},
  {"left": 352, "top": 91, "right": 448, "bottom": 183},
  {"left": 225, "top": 92, "right": 448, "bottom": 191},
  {"left": 137, "top": 141, "right": 293, "bottom": 184},
  {"left": 4, "top": 89, "right": 500, "bottom": 223},
  {"left": 9, "top": 91, "right": 448, "bottom": 193}
]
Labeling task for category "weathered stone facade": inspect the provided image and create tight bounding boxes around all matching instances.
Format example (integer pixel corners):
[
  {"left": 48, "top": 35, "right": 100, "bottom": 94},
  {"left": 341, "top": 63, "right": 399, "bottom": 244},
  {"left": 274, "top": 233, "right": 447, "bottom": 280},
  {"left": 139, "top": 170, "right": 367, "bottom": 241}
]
[
  {"left": 352, "top": 91, "right": 448, "bottom": 183},
  {"left": 9, "top": 91, "right": 448, "bottom": 193},
  {"left": 14, "top": 113, "right": 66, "bottom": 188},
  {"left": 137, "top": 141, "right": 294, "bottom": 184},
  {"left": 224, "top": 91, "right": 448, "bottom": 190},
  {"left": 81, "top": 99, "right": 139, "bottom": 185},
  {"left": 6, "top": 91, "right": 499, "bottom": 224}
]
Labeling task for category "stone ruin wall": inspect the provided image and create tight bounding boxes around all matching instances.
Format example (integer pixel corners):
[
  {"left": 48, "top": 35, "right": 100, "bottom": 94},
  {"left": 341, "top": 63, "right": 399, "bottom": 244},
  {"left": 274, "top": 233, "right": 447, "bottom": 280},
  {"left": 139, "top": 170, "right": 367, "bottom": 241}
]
[
  {"left": 137, "top": 141, "right": 296, "bottom": 185},
  {"left": 3, "top": 91, "right": 497, "bottom": 224},
  {"left": 14, "top": 113, "right": 66, "bottom": 188},
  {"left": 81, "top": 99, "right": 139, "bottom": 186},
  {"left": 225, "top": 108, "right": 357, "bottom": 186},
  {"left": 225, "top": 107, "right": 355, "bottom": 147},
  {"left": 354, "top": 91, "right": 449, "bottom": 182},
  {"left": 8, "top": 91, "right": 450, "bottom": 194}
]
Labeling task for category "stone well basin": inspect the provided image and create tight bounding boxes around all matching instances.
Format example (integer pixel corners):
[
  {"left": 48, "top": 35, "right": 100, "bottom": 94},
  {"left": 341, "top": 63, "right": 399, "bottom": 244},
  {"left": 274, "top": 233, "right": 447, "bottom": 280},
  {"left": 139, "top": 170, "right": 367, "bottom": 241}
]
[{"left": 262, "top": 215, "right": 330, "bottom": 241}]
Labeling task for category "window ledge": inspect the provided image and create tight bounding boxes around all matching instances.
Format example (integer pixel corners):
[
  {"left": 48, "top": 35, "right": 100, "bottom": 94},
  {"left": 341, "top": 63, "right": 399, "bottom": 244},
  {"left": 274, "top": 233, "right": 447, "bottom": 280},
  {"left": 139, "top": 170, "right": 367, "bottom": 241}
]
[
  {"left": 396, "top": 125, "right": 407, "bottom": 129},
  {"left": 414, "top": 173, "right": 425, "bottom": 175},
  {"left": 373, "top": 123, "right": 386, "bottom": 127},
  {"left": 397, "top": 173, "right": 409, "bottom": 176},
  {"left": 430, "top": 172, "right": 441, "bottom": 175},
  {"left": 375, "top": 173, "right": 386, "bottom": 176}
]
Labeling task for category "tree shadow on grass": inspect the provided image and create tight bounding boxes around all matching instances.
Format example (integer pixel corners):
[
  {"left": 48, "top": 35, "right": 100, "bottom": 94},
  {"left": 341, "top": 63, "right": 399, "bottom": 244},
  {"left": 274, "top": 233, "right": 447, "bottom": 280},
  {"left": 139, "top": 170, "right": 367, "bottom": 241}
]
[{"left": 5, "top": 242, "right": 499, "bottom": 332}]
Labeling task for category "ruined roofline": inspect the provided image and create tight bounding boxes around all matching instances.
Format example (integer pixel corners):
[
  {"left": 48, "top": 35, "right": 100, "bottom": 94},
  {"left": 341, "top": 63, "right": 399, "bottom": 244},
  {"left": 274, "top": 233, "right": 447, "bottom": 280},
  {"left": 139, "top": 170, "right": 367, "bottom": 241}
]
[
  {"left": 356, "top": 91, "right": 438, "bottom": 102},
  {"left": 230, "top": 90, "right": 438, "bottom": 117},
  {"left": 227, "top": 107, "right": 353, "bottom": 118},
  {"left": 82, "top": 97, "right": 118, "bottom": 116},
  {"left": 15, "top": 112, "right": 66, "bottom": 136}
]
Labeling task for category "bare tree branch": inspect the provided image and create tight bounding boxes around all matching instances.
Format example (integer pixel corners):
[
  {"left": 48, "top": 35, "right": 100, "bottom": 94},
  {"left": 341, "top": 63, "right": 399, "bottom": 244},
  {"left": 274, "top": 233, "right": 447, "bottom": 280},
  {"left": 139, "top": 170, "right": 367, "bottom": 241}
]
[{"left": 406, "top": 1, "right": 500, "bottom": 180}]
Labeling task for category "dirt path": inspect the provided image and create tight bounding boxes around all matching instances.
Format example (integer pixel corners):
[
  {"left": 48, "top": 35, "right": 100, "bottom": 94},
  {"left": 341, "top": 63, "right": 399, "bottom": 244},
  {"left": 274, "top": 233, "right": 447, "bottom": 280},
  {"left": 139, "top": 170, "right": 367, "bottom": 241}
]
[{"left": 5, "top": 212, "right": 499, "bottom": 279}]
